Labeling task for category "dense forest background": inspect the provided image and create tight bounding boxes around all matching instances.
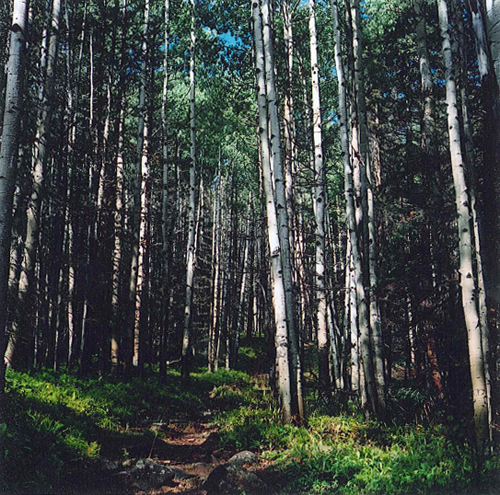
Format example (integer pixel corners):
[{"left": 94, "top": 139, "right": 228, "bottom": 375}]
[{"left": 1, "top": 0, "right": 500, "bottom": 493}]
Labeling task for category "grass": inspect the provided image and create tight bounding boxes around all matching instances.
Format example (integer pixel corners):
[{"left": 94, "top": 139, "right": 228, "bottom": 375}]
[
  {"left": 1, "top": 366, "right": 499, "bottom": 494},
  {"left": 216, "top": 386, "right": 500, "bottom": 494},
  {"left": 0, "top": 367, "right": 257, "bottom": 493}
]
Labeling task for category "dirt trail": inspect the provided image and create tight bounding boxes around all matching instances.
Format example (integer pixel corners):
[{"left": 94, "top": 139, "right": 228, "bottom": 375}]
[
  {"left": 136, "top": 420, "right": 225, "bottom": 494},
  {"left": 71, "top": 419, "right": 281, "bottom": 495}
]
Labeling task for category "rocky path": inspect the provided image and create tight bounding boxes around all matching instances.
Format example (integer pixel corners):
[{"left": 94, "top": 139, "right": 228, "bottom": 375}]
[{"left": 70, "top": 420, "right": 281, "bottom": 495}]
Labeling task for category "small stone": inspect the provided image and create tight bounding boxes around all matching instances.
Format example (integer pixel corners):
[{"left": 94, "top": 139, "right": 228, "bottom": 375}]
[
  {"left": 227, "top": 451, "right": 259, "bottom": 466},
  {"left": 204, "top": 464, "right": 272, "bottom": 495}
]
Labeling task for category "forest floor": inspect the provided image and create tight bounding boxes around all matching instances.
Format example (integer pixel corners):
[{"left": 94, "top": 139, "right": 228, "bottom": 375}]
[
  {"left": 3, "top": 365, "right": 500, "bottom": 494},
  {"left": 71, "top": 418, "right": 283, "bottom": 494}
]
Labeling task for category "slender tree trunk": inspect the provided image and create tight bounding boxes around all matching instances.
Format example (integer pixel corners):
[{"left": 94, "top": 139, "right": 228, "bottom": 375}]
[
  {"left": 111, "top": 104, "right": 125, "bottom": 374},
  {"left": 261, "top": 0, "right": 304, "bottom": 422},
  {"left": 160, "top": 0, "right": 170, "bottom": 381},
  {"left": 345, "top": 0, "right": 376, "bottom": 415},
  {"left": 438, "top": 0, "right": 489, "bottom": 454},
  {"left": 133, "top": 120, "right": 149, "bottom": 373},
  {"left": 209, "top": 171, "right": 222, "bottom": 372},
  {"left": 0, "top": 0, "right": 29, "bottom": 408},
  {"left": 282, "top": 1, "right": 300, "bottom": 345},
  {"left": 252, "top": 0, "right": 293, "bottom": 423},
  {"left": 456, "top": 5, "right": 493, "bottom": 446},
  {"left": 126, "top": 0, "right": 149, "bottom": 376},
  {"left": 236, "top": 194, "right": 252, "bottom": 346},
  {"left": 470, "top": 0, "right": 500, "bottom": 426},
  {"left": 181, "top": 0, "right": 197, "bottom": 383},
  {"left": 6, "top": 0, "right": 61, "bottom": 369},
  {"left": 351, "top": 0, "right": 386, "bottom": 418},
  {"left": 309, "top": 0, "right": 329, "bottom": 391},
  {"left": 332, "top": 0, "right": 366, "bottom": 404}
]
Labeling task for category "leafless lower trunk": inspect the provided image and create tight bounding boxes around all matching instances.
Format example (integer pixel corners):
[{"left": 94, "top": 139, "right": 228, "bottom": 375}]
[
  {"left": 0, "top": 0, "right": 29, "bottom": 397},
  {"left": 438, "top": 0, "right": 490, "bottom": 454},
  {"left": 181, "top": 0, "right": 197, "bottom": 383}
]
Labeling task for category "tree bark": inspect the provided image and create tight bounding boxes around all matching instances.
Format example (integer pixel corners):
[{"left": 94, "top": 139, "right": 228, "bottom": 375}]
[
  {"left": 126, "top": 0, "right": 149, "bottom": 376},
  {"left": 181, "top": 0, "right": 197, "bottom": 383},
  {"left": 309, "top": 0, "right": 329, "bottom": 391},
  {"left": 438, "top": 0, "right": 490, "bottom": 454},
  {"left": 160, "top": 0, "right": 170, "bottom": 381},
  {"left": 6, "top": 0, "right": 61, "bottom": 369},
  {"left": 261, "top": 0, "right": 304, "bottom": 423},
  {"left": 252, "top": 0, "right": 293, "bottom": 423},
  {"left": 0, "top": 0, "right": 29, "bottom": 402}
]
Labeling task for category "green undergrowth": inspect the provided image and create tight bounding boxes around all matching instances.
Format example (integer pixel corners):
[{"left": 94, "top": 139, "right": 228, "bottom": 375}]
[
  {"left": 0, "top": 367, "right": 257, "bottom": 493},
  {"left": 2, "top": 367, "right": 500, "bottom": 494},
  {"left": 218, "top": 404, "right": 500, "bottom": 495}
]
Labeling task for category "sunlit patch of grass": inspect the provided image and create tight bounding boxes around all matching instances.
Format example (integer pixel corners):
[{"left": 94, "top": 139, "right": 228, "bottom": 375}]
[
  {"left": 4, "top": 367, "right": 499, "bottom": 495},
  {"left": 219, "top": 406, "right": 500, "bottom": 494},
  {"left": 2, "top": 367, "right": 255, "bottom": 493}
]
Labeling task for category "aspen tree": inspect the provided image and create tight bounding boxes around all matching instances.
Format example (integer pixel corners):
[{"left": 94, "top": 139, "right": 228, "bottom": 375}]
[
  {"left": 343, "top": 0, "right": 378, "bottom": 415},
  {"left": 332, "top": 0, "right": 365, "bottom": 403},
  {"left": 456, "top": 2, "right": 492, "bottom": 445},
  {"left": 65, "top": 0, "right": 88, "bottom": 369},
  {"left": 111, "top": 105, "right": 125, "bottom": 373},
  {"left": 133, "top": 121, "right": 150, "bottom": 372},
  {"left": 282, "top": 0, "right": 299, "bottom": 317},
  {"left": 309, "top": 0, "right": 329, "bottom": 391},
  {"left": 62, "top": 0, "right": 75, "bottom": 369},
  {"left": 354, "top": 0, "right": 386, "bottom": 417},
  {"left": 160, "top": 0, "right": 170, "bottom": 380},
  {"left": 261, "top": 0, "right": 304, "bottom": 422},
  {"left": 208, "top": 171, "right": 222, "bottom": 372},
  {"left": 0, "top": 0, "right": 29, "bottom": 394},
  {"left": 126, "top": 0, "right": 149, "bottom": 376},
  {"left": 5, "top": 0, "right": 61, "bottom": 368},
  {"left": 252, "top": 0, "right": 293, "bottom": 423},
  {"left": 438, "top": 0, "right": 490, "bottom": 454},
  {"left": 236, "top": 194, "right": 252, "bottom": 343},
  {"left": 181, "top": 0, "right": 197, "bottom": 383}
]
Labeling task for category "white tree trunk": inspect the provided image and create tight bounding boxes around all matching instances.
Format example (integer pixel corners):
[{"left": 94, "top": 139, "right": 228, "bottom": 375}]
[
  {"left": 111, "top": 105, "right": 124, "bottom": 372},
  {"left": 332, "top": 0, "right": 365, "bottom": 402},
  {"left": 182, "top": 0, "right": 197, "bottom": 382},
  {"left": 252, "top": 0, "right": 293, "bottom": 423},
  {"left": 236, "top": 194, "right": 252, "bottom": 340},
  {"left": 438, "top": 0, "right": 490, "bottom": 453},
  {"left": 309, "top": 0, "right": 329, "bottom": 390},
  {"left": 261, "top": 0, "right": 304, "bottom": 422},
  {"left": 209, "top": 171, "right": 222, "bottom": 372},
  {"left": 0, "top": 0, "right": 29, "bottom": 388},
  {"left": 6, "top": 0, "right": 60, "bottom": 368},
  {"left": 351, "top": 0, "right": 386, "bottom": 417},
  {"left": 469, "top": 0, "right": 490, "bottom": 78},
  {"left": 456, "top": 7, "right": 493, "bottom": 446},
  {"left": 159, "top": 0, "right": 170, "bottom": 379},
  {"left": 127, "top": 0, "right": 149, "bottom": 375}
]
